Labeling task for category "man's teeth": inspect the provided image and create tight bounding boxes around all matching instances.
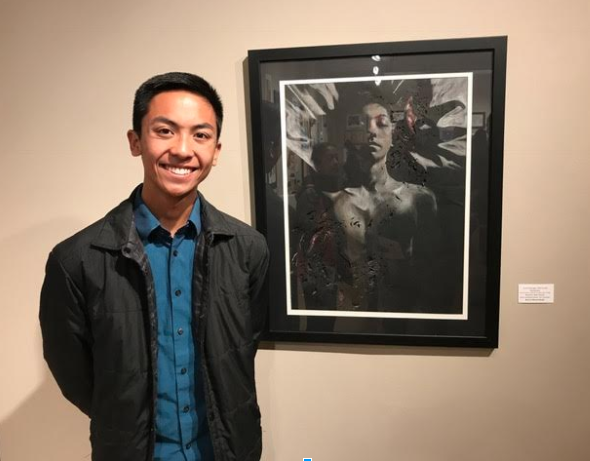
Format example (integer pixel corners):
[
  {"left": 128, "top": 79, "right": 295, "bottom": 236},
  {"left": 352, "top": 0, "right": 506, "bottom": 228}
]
[{"left": 164, "top": 165, "right": 193, "bottom": 175}]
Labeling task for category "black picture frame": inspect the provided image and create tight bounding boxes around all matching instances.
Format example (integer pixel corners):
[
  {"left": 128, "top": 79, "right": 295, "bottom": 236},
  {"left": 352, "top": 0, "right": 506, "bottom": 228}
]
[
  {"left": 472, "top": 111, "right": 486, "bottom": 128},
  {"left": 248, "top": 36, "right": 507, "bottom": 348}
]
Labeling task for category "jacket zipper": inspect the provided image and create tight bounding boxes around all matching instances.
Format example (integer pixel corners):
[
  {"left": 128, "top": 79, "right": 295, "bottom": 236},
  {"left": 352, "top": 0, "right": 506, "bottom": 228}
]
[
  {"left": 123, "top": 243, "right": 158, "bottom": 461},
  {"left": 195, "top": 232, "right": 226, "bottom": 461}
]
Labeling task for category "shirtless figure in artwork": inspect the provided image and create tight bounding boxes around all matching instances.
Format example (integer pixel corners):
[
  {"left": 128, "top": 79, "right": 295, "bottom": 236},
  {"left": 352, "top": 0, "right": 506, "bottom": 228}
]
[{"left": 329, "top": 100, "right": 438, "bottom": 311}]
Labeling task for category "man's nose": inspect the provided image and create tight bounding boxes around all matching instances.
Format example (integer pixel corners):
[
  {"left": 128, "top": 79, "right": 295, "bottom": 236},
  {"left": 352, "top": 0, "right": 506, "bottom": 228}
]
[{"left": 171, "top": 134, "right": 192, "bottom": 157}]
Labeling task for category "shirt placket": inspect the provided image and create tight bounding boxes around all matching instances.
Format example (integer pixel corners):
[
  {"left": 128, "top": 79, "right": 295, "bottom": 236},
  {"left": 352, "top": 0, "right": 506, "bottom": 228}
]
[{"left": 170, "top": 230, "right": 197, "bottom": 461}]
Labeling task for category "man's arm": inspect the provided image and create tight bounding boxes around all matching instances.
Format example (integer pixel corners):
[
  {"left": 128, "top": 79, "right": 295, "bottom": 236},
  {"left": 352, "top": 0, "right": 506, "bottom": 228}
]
[
  {"left": 39, "top": 251, "right": 93, "bottom": 416},
  {"left": 248, "top": 238, "right": 270, "bottom": 346}
]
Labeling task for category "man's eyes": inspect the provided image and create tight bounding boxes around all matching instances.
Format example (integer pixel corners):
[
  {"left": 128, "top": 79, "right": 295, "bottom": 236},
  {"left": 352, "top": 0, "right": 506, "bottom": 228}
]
[
  {"left": 376, "top": 116, "right": 391, "bottom": 128},
  {"left": 194, "top": 132, "right": 212, "bottom": 141},
  {"left": 155, "top": 127, "right": 173, "bottom": 136},
  {"left": 153, "top": 128, "right": 212, "bottom": 140}
]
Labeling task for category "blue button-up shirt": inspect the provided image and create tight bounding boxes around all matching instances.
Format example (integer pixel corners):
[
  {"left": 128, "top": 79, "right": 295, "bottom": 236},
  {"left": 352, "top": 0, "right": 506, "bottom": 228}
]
[{"left": 134, "top": 191, "right": 213, "bottom": 461}]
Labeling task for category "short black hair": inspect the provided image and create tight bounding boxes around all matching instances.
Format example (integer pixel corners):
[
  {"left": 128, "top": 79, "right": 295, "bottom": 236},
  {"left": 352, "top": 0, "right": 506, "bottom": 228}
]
[{"left": 132, "top": 72, "right": 224, "bottom": 138}]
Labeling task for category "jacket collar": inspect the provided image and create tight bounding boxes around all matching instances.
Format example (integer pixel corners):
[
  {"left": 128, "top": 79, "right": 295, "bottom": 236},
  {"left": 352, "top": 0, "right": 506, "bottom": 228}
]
[{"left": 91, "top": 185, "right": 235, "bottom": 251}]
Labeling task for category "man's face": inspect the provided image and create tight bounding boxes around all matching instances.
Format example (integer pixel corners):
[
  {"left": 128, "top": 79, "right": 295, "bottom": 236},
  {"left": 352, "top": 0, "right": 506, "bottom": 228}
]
[
  {"left": 316, "top": 145, "right": 340, "bottom": 176},
  {"left": 127, "top": 90, "right": 221, "bottom": 201},
  {"left": 362, "top": 102, "right": 392, "bottom": 160}
]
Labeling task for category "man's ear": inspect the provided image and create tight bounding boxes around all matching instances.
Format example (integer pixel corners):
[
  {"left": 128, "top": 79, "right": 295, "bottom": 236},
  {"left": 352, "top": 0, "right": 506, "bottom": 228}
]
[
  {"left": 127, "top": 130, "right": 141, "bottom": 157},
  {"left": 212, "top": 142, "right": 222, "bottom": 166}
]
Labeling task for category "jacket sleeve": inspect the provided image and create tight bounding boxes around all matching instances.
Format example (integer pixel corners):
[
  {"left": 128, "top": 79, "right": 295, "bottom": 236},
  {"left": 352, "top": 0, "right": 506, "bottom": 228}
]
[
  {"left": 39, "top": 251, "right": 93, "bottom": 416},
  {"left": 249, "top": 238, "right": 270, "bottom": 347}
]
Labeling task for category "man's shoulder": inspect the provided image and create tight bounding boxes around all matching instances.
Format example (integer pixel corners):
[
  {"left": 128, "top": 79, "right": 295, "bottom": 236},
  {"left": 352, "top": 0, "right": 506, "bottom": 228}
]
[
  {"left": 50, "top": 198, "right": 132, "bottom": 267},
  {"left": 221, "top": 211, "right": 263, "bottom": 239},
  {"left": 212, "top": 211, "right": 269, "bottom": 260},
  {"left": 201, "top": 198, "right": 265, "bottom": 243}
]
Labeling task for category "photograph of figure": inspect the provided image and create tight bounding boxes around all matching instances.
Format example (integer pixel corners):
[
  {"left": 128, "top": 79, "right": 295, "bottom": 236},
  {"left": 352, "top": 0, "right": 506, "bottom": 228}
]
[{"left": 279, "top": 74, "right": 473, "bottom": 318}]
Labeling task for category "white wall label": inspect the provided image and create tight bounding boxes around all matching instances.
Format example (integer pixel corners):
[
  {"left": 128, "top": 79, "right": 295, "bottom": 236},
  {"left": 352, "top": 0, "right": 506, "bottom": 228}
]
[{"left": 518, "top": 284, "right": 554, "bottom": 303}]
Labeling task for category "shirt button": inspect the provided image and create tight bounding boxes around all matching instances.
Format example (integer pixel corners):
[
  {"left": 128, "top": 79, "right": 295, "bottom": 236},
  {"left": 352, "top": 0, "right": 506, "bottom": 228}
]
[
  {"left": 173, "top": 250, "right": 179, "bottom": 257},
  {"left": 183, "top": 405, "right": 190, "bottom": 413},
  {"left": 175, "top": 289, "right": 182, "bottom": 296},
  {"left": 177, "top": 328, "right": 184, "bottom": 335},
  {"left": 181, "top": 367, "right": 187, "bottom": 374},
  {"left": 186, "top": 443, "right": 191, "bottom": 449}
]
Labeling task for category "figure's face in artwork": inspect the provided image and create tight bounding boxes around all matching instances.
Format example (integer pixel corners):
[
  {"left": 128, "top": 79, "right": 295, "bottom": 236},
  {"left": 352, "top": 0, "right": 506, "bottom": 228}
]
[
  {"left": 315, "top": 145, "right": 340, "bottom": 177},
  {"left": 362, "top": 102, "right": 393, "bottom": 161},
  {"left": 127, "top": 90, "right": 221, "bottom": 202}
]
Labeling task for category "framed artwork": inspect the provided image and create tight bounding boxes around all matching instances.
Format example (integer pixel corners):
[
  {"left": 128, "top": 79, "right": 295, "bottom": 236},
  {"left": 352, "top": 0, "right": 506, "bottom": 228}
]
[{"left": 248, "top": 36, "right": 507, "bottom": 347}]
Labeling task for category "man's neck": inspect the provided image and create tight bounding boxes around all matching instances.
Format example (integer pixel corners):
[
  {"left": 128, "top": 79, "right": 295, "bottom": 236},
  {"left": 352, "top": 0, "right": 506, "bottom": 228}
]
[
  {"left": 141, "top": 186, "right": 198, "bottom": 236},
  {"left": 358, "top": 157, "right": 390, "bottom": 191}
]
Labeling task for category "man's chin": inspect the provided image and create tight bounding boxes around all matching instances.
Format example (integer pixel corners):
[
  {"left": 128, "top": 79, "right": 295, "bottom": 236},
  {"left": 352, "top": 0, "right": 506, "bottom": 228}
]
[
  {"left": 167, "top": 187, "right": 199, "bottom": 199},
  {"left": 149, "top": 183, "right": 200, "bottom": 202}
]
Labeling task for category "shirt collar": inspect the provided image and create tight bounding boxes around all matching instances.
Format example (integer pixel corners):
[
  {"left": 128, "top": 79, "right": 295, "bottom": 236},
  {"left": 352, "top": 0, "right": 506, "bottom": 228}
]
[
  {"left": 189, "top": 195, "right": 202, "bottom": 234},
  {"left": 133, "top": 187, "right": 202, "bottom": 241}
]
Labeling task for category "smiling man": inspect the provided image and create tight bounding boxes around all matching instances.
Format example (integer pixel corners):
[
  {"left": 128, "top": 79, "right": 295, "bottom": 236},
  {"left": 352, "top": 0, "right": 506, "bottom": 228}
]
[{"left": 39, "top": 72, "right": 269, "bottom": 461}]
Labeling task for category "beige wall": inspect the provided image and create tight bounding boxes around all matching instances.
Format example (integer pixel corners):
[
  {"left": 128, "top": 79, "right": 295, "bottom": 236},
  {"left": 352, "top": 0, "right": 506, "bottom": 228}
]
[{"left": 1, "top": 0, "right": 589, "bottom": 459}]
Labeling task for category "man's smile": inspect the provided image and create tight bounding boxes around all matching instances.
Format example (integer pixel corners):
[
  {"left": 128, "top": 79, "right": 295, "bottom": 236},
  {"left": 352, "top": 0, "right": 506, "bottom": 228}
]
[{"left": 159, "top": 163, "right": 197, "bottom": 176}]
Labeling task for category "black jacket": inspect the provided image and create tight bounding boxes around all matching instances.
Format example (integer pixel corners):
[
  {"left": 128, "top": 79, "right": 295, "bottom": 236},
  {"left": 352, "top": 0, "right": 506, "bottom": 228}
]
[{"left": 39, "top": 189, "right": 269, "bottom": 461}]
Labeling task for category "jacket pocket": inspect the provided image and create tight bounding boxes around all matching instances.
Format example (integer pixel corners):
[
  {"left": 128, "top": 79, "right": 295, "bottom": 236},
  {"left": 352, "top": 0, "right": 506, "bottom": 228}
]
[{"left": 90, "top": 418, "right": 149, "bottom": 461}]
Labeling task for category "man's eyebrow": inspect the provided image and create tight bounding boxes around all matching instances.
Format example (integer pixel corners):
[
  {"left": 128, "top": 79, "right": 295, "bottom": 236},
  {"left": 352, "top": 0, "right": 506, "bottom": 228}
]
[
  {"left": 150, "top": 116, "right": 215, "bottom": 131},
  {"left": 151, "top": 116, "right": 178, "bottom": 128},
  {"left": 193, "top": 122, "right": 215, "bottom": 131}
]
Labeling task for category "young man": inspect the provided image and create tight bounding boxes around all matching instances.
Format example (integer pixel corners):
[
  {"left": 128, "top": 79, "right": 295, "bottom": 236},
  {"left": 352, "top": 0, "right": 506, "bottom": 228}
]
[{"left": 39, "top": 72, "right": 269, "bottom": 461}]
